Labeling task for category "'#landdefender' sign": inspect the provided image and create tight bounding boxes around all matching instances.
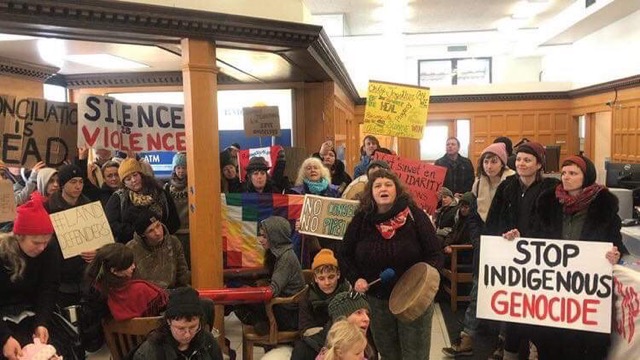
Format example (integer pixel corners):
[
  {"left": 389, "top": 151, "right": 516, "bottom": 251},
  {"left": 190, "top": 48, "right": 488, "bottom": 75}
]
[
  {"left": 477, "top": 236, "right": 613, "bottom": 333},
  {"left": 50, "top": 202, "right": 115, "bottom": 259}
]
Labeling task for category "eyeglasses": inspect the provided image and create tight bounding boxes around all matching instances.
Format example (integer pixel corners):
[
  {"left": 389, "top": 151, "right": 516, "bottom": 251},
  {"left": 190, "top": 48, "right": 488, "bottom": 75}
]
[{"left": 170, "top": 323, "right": 201, "bottom": 335}]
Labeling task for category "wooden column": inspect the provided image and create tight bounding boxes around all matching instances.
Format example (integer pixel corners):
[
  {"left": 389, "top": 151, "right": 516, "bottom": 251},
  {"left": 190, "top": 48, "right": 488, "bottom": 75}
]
[{"left": 181, "top": 38, "right": 224, "bottom": 336}]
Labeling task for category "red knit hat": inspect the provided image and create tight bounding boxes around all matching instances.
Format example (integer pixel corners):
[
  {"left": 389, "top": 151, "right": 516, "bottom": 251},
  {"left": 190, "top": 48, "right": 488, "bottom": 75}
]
[{"left": 13, "top": 196, "right": 54, "bottom": 235}]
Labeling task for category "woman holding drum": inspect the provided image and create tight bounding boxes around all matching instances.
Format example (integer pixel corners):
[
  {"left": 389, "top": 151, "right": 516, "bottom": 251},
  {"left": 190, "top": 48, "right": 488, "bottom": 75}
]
[{"left": 339, "top": 169, "right": 442, "bottom": 360}]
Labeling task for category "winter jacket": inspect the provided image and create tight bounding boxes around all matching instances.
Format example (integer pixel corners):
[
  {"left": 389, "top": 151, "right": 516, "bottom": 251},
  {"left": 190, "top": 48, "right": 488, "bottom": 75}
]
[
  {"left": 330, "top": 160, "right": 352, "bottom": 194},
  {"left": 340, "top": 196, "right": 443, "bottom": 300},
  {"left": 165, "top": 175, "right": 189, "bottom": 234},
  {"left": 105, "top": 185, "right": 180, "bottom": 243},
  {"left": 353, "top": 155, "right": 372, "bottom": 179},
  {"left": 434, "top": 154, "right": 475, "bottom": 195},
  {"left": 126, "top": 227, "right": 191, "bottom": 289},
  {"left": 534, "top": 187, "right": 627, "bottom": 254},
  {"left": 0, "top": 237, "right": 60, "bottom": 348},
  {"left": 262, "top": 216, "right": 306, "bottom": 300},
  {"left": 133, "top": 325, "right": 223, "bottom": 360},
  {"left": 471, "top": 169, "right": 516, "bottom": 222}
]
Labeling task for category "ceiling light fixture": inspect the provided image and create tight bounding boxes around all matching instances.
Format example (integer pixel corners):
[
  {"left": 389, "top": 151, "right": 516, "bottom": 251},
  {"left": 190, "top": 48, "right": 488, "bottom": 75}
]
[{"left": 65, "top": 54, "right": 148, "bottom": 70}]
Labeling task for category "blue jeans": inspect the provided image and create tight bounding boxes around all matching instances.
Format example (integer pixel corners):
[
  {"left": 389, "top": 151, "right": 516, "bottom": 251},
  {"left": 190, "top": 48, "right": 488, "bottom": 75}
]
[
  {"left": 368, "top": 296, "right": 434, "bottom": 360},
  {"left": 462, "top": 276, "right": 479, "bottom": 337}
]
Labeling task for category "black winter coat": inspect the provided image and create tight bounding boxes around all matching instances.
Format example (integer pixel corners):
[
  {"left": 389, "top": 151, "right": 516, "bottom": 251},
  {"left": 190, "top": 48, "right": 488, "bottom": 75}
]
[
  {"left": 534, "top": 187, "right": 627, "bottom": 253},
  {"left": 434, "top": 154, "right": 475, "bottom": 194}
]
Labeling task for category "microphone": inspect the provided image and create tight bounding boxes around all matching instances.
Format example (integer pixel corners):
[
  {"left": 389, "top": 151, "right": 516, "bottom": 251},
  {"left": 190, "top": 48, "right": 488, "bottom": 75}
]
[{"left": 368, "top": 268, "right": 396, "bottom": 287}]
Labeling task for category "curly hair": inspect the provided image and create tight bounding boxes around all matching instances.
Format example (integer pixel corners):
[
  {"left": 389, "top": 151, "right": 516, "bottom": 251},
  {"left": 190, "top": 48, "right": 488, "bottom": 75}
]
[
  {"left": 358, "top": 169, "right": 416, "bottom": 215},
  {"left": 85, "top": 243, "right": 134, "bottom": 295},
  {"left": 295, "top": 157, "right": 332, "bottom": 186},
  {"left": 0, "top": 234, "right": 26, "bottom": 282},
  {"left": 322, "top": 319, "right": 367, "bottom": 360}
]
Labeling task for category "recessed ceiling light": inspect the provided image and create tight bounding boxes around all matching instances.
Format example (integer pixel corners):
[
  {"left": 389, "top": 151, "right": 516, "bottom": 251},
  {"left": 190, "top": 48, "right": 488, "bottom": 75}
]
[{"left": 65, "top": 54, "right": 148, "bottom": 70}]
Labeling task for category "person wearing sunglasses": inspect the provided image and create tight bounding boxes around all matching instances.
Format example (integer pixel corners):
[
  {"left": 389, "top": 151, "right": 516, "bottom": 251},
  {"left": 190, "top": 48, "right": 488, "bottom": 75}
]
[{"left": 133, "top": 287, "right": 222, "bottom": 360}]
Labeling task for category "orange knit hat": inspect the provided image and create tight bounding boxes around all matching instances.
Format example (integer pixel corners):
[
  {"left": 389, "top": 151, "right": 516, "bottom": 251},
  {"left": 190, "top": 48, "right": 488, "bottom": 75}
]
[{"left": 312, "top": 249, "right": 338, "bottom": 271}]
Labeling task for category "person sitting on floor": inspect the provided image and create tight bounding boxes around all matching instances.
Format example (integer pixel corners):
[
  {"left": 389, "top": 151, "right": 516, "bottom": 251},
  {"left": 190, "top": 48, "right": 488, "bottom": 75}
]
[
  {"left": 133, "top": 287, "right": 223, "bottom": 360},
  {"left": 291, "top": 249, "right": 351, "bottom": 360}
]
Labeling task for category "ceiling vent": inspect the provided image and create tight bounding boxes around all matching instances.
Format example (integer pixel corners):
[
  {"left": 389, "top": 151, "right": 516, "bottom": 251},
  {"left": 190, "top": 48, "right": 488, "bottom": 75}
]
[{"left": 447, "top": 45, "right": 468, "bottom": 52}]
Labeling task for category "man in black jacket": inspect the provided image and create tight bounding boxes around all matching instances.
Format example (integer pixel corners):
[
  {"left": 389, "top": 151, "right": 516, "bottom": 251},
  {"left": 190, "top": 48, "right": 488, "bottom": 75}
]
[{"left": 434, "top": 137, "right": 474, "bottom": 196}]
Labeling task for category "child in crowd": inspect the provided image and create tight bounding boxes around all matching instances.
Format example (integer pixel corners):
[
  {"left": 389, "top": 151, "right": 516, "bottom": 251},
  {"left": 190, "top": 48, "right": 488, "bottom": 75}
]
[
  {"left": 234, "top": 216, "right": 305, "bottom": 335},
  {"left": 85, "top": 243, "right": 168, "bottom": 321},
  {"left": 316, "top": 319, "right": 367, "bottom": 360},
  {"left": 291, "top": 249, "right": 351, "bottom": 359}
]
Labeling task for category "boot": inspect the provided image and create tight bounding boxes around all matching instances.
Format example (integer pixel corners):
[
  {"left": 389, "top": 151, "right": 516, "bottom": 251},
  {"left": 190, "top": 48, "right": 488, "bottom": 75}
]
[
  {"left": 442, "top": 332, "right": 473, "bottom": 357},
  {"left": 488, "top": 335, "right": 505, "bottom": 360}
]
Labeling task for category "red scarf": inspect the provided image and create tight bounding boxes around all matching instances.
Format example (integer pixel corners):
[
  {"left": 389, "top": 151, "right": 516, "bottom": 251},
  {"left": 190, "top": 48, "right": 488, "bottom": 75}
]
[
  {"left": 375, "top": 207, "right": 412, "bottom": 240},
  {"left": 555, "top": 183, "right": 605, "bottom": 215},
  {"left": 107, "top": 279, "right": 168, "bottom": 321}
]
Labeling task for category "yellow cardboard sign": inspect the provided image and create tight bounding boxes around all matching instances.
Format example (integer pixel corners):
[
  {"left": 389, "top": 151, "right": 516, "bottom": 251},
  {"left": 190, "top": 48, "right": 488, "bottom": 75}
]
[{"left": 363, "top": 80, "right": 430, "bottom": 139}]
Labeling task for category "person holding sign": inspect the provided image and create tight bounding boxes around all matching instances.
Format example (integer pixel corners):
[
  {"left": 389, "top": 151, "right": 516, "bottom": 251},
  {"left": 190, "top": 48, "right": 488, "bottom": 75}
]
[
  {"left": 0, "top": 197, "right": 59, "bottom": 360},
  {"left": 530, "top": 154, "right": 625, "bottom": 359},
  {"left": 352, "top": 135, "right": 380, "bottom": 179},
  {"left": 484, "top": 142, "right": 560, "bottom": 359},
  {"left": 340, "top": 169, "right": 442, "bottom": 360},
  {"left": 105, "top": 158, "right": 179, "bottom": 243}
]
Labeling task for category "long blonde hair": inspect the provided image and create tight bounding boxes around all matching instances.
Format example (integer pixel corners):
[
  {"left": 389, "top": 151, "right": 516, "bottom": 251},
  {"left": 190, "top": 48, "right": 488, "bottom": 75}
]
[
  {"left": 295, "top": 157, "right": 332, "bottom": 186},
  {"left": 323, "top": 320, "right": 367, "bottom": 360},
  {"left": 0, "top": 233, "right": 27, "bottom": 282}
]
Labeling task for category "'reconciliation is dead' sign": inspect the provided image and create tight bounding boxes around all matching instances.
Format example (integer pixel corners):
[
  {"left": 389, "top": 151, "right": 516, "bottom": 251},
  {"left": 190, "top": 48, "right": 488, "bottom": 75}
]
[
  {"left": 363, "top": 80, "right": 430, "bottom": 140},
  {"left": 77, "top": 94, "right": 186, "bottom": 152}
]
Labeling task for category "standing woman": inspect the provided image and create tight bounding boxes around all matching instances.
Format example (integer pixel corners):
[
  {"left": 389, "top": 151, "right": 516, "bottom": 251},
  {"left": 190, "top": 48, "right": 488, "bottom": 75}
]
[
  {"left": 533, "top": 154, "right": 624, "bottom": 359},
  {"left": 321, "top": 149, "right": 352, "bottom": 195},
  {"left": 472, "top": 142, "right": 515, "bottom": 222},
  {"left": 340, "top": 169, "right": 442, "bottom": 360},
  {"left": 353, "top": 135, "right": 380, "bottom": 178},
  {"left": 105, "top": 158, "right": 180, "bottom": 243},
  {"left": 0, "top": 197, "right": 59, "bottom": 360},
  {"left": 165, "top": 152, "right": 191, "bottom": 268},
  {"left": 484, "top": 142, "right": 559, "bottom": 359}
]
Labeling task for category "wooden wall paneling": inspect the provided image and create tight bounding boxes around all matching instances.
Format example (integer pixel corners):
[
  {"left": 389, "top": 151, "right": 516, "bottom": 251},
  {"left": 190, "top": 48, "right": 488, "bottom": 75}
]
[
  {"left": 322, "top": 81, "right": 335, "bottom": 144},
  {"left": 471, "top": 115, "right": 489, "bottom": 162},
  {"left": 303, "top": 82, "right": 325, "bottom": 155},
  {"left": 0, "top": 75, "right": 45, "bottom": 98},
  {"left": 505, "top": 114, "right": 521, "bottom": 135}
]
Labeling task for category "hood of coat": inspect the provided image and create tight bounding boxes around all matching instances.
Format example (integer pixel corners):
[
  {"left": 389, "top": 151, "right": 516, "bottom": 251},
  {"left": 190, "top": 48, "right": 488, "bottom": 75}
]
[
  {"left": 36, "top": 168, "right": 57, "bottom": 195},
  {"left": 261, "top": 216, "right": 293, "bottom": 257}
]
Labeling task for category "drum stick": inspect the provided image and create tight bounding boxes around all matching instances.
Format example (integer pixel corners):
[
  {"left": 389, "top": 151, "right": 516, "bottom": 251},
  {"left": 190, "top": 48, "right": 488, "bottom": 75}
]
[{"left": 367, "top": 268, "right": 396, "bottom": 287}]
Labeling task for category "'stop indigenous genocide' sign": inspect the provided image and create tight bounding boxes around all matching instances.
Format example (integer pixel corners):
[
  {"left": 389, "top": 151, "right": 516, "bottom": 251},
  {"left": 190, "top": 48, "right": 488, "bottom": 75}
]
[
  {"left": 0, "top": 94, "right": 77, "bottom": 167},
  {"left": 299, "top": 195, "right": 359, "bottom": 240},
  {"left": 363, "top": 80, "right": 430, "bottom": 140},
  {"left": 77, "top": 94, "right": 186, "bottom": 152},
  {"left": 477, "top": 236, "right": 614, "bottom": 333},
  {"left": 243, "top": 106, "right": 281, "bottom": 137}
]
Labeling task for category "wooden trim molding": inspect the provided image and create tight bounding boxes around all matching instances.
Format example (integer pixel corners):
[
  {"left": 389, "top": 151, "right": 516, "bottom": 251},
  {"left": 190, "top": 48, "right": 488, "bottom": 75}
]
[
  {"left": 0, "top": 56, "right": 58, "bottom": 81},
  {"left": 0, "top": 0, "right": 359, "bottom": 101},
  {"left": 568, "top": 74, "right": 640, "bottom": 98},
  {"left": 60, "top": 71, "right": 241, "bottom": 89},
  {"left": 430, "top": 92, "right": 570, "bottom": 103}
]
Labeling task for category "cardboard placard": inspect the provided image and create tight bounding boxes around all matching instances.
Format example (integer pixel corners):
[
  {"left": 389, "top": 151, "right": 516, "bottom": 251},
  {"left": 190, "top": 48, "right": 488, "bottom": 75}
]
[
  {"left": 363, "top": 80, "right": 430, "bottom": 139},
  {"left": 373, "top": 152, "right": 446, "bottom": 214},
  {"left": 299, "top": 195, "right": 359, "bottom": 240},
  {"left": 50, "top": 201, "right": 115, "bottom": 259},
  {"left": 243, "top": 106, "right": 281, "bottom": 137},
  {"left": 77, "top": 94, "right": 186, "bottom": 152},
  {"left": 609, "top": 265, "right": 640, "bottom": 359},
  {"left": 0, "top": 179, "right": 16, "bottom": 223},
  {"left": 237, "top": 145, "right": 283, "bottom": 182},
  {"left": 283, "top": 147, "right": 308, "bottom": 185},
  {"left": 0, "top": 94, "right": 78, "bottom": 167},
  {"left": 477, "top": 236, "right": 613, "bottom": 333}
]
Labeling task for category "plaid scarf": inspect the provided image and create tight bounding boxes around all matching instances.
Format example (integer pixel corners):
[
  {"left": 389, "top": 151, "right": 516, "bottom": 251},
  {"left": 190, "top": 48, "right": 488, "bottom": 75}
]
[
  {"left": 375, "top": 206, "right": 412, "bottom": 240},
  {"left": 555, "top": 183, "right": 605, "bottom": 215}
]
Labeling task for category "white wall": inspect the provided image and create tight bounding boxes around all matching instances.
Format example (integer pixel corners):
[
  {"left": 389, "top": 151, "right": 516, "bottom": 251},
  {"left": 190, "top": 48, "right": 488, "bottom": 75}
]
[
  {"left": 594, "top": 111, "right": 612, "bottom": 185},
  {"left": 541, "top": 10, "right": 640, "bottom": 88}
]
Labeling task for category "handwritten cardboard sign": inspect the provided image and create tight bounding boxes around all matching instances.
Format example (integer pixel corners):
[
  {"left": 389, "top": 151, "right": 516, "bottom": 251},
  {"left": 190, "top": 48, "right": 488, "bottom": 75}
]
[
  {"left": 0, "top": 179, "right": 16, "bottom": 222},
  {"left": 50, "top": 201, "right": 115, "bottom": 259},
  {"left": 299, "top": 195, "right": 359, "bottom": 240},
  {"left": 373, "top": 152, "right": 446, "bottom": 214},
  {"left": 609, "top": 265, "right": 640, "bottom": 358},
  {"left": 77, "top": 94, "right": 186, "bottom": 152},
  {"left": 1, "top": 94, "right": 77, "bottom": 167},
  {"left": 363, "top": 80, "right": 430, "bottom": 139},
  {"left": 237, "top": 145, "right": 283, "bottom": 182},
  {"left": 477, "top": 236, "right": 613, "bottom": 333},
  {"left": 243, "top": 106, "right": 281, "bottom": 137}
]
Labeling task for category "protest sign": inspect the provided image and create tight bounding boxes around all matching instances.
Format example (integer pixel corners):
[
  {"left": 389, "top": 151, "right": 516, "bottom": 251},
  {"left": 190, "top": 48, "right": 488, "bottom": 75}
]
[
  {"left": 477, "top": 235, "right": 613, "bottom": 333},
  {"left": 0, "top": 94, "right": 77, "bottom": 167},
  {"left": 243, "top": 106, "right": 281, "bottom": 137},
  {"left": 49, "top": 201, "right": 114, "bottom": 259},
  {"left": 0, "top": 179, "right": 16, "bottom": 222},
  {"left": 373, "top": 152, "right": 446, "bottom": 214},
  {"left": 299, "top": 195, "right": 359, "bottom": 240},
  {"left": 609, "top": 265, "right": 640, "bottom": 359},
  {"left": 363, "top": 80, "right": 430, "bottom": 139},
  {"left": 237, "top": 145, "right": 283, "bottom": 182},
  {"left": 77, "top": 94, "right": 186, "bottom": 153}
]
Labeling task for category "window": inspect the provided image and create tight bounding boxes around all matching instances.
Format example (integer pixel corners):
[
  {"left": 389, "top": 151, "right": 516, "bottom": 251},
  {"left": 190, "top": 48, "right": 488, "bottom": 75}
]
[{"left": 418, "top": 57, "right": 491, "bottom": 87}]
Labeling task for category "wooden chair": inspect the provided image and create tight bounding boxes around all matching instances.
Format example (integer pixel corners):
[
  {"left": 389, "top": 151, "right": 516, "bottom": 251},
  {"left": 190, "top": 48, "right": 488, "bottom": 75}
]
[
  {"left": 102, "top": 316, "right": 163, "bottom": 360},
  {"left": 242, "top": 285, "right": 309, "bottom": 360},
  {"left": 442, "top": 244, "right": 474, "bottom": 312},
  {"left": 302, "top": 269, "right": 315, "bottom": 285}
]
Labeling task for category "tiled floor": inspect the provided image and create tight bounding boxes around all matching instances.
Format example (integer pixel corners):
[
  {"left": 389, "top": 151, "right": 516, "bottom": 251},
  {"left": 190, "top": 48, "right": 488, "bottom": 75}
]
[{"left": 89, "top": 304, "right": 451, "bottom": 359}]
